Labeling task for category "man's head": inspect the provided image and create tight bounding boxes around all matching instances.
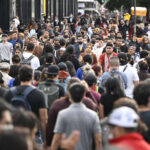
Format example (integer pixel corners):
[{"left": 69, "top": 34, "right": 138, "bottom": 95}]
[
  {"left": 27, "top": 43, "right": 35, "bottom": 52},
  {"left": 0, "top": 62, "right": 10, "bottom": 74},
  {"left": 77, "top": 35, "right": 83, "bottom": 45},
  {"left": 45, "top": 53, "right": 54, "bottom": 64},
  {"left": 43, "top": 31, "right": 49, "bottom": 39},
  {"left": 85, "top": 73, "right": 97, "bottom": 88},
  {"left": 12, "top": 55, "right": 21, "bottom": 65},
  {"left": 108, "top": 106, "right": 139, "bottom": 139},
  {"left": 68, "top": 83, "right": 85, "bottom": 103},
  {"left": 133, "top": 80, "right": 150, "bottom": 107},
  {"left": 19, "top": 65, "right": 33, "bottom": 82},
  {"left": 116, "top": 37, "right": 122, "bottom": 47},
  {"left": 46, "top": 65, "right": 59, "bottom": 80},
  {"left": 105, "top": 43, "right": 114, "bottom": 54},
  {"left": 2, "top": 34, "right": 8, "bottom": 42},
  {"left": 128, "top": 46, "right": 135, "bottom": 56},
  {"left": 118, "top": 53, "right": 128, "bottom": 66},
  {"left": 83, "top": 55, "right": 92, "bottom": 65},
  {"left": 109, "top": 56, "right": 120, "bottom": 69}
]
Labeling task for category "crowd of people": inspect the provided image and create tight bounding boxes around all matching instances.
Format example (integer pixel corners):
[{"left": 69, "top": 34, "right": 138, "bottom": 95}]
[{"left": 0, "top": 12, "right": 150, "bottom": 150}]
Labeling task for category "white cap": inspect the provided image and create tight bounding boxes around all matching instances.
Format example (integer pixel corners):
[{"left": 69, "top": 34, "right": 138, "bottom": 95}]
[{"left": 108, "top": 106, "right": 139, "bottom": 128}]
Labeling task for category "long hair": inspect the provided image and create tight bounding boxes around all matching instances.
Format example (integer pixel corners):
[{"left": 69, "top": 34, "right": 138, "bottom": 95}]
[{"left": 105, "top": 77, "right": 125, "bottom": 99}]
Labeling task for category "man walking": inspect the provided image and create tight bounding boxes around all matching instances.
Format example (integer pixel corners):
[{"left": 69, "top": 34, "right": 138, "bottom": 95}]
[{"left": 51, "top": 82, "right": 102, "bottom": 150}]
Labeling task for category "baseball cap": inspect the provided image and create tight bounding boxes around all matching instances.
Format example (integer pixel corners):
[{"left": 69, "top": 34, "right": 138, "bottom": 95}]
[
  {"left": 108, "top": 106, "right": 139, "bottom": 128},
  {"left": 46, "top": 65, "right": 59, "bottom": 75},
  {"left": 58, "top": 62, "right": 67, "bottom": 71}
]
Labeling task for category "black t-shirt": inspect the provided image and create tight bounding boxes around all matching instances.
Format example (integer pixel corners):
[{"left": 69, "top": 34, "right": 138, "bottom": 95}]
[
  {"left": 140, "top": 110, "right": 150, "bottom": 143},
  {"left": 9, "top": 65, "right": 21, "bottom": 78},
  {"left": 4, "top": 86, "right": 46, "bottom": 117},
  {"left": 100, "top": 93, "right": 118, "bottom": 117}
]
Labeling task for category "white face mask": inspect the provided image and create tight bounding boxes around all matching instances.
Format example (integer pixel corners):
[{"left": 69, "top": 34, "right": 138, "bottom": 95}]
[{"left": 148, "top": 26, "right": 150, "bottom": 30}]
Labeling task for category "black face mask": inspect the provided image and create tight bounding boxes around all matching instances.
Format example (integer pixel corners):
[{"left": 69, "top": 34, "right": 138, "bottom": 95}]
[
  {"left": 71, "top": 38, "right": 75, "bottom": 42},
  {"left": 64, "top": 35, "right": 69, "bottom": 38},
  {"left": 78, "top": 41, "right": 83, "bottom": 45},
  {"left": 91, "top": 40, "right": 96, "bottom": 44}
]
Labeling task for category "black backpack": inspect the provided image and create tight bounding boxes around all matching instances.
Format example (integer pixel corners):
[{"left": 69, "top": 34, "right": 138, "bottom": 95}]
[
  {"left": 21, "top": 55, "right": 34, "bottom": 65},
  {"left": 38, "top": 81, "right": 59, "bottom": 108},
  {"left": 10, "top": 86, "right": 35, "bottom": 110}
]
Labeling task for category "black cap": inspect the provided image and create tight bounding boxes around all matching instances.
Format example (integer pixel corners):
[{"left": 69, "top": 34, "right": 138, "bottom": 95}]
[
  {"left": 46, "top": 65, "right": 59, "bottom": 75},
  {"left": 58, "top": 62, "right": 67, "bottom": 71}
]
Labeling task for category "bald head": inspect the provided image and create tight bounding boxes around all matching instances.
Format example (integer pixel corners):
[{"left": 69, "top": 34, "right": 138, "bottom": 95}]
[{"left": 109, "top": 56, "right": 120, "bottom": 67}]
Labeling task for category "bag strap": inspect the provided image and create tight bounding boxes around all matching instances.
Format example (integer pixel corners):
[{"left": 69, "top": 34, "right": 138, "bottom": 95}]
[
  {"left": 26, "top": 55, "right": 34, "bottom": 61},
  {"left": 123, "top": 65, "right": 128, "bottom": 72}
]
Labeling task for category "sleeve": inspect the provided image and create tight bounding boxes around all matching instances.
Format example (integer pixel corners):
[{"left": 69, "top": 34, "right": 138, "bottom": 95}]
[
  {"left": 75, "top": 68, "right": 83, "bottom": 80},
  {"left": 93, "top": 113, "right": 101, "bottom": 134},
  {"left": 36, "top": 90, "right": 47, "bottom": 109},
  {"left": 132, "top": 68, "right": 139, "bottom": 82},
  {"left": 31, "top": 57, "right": 40, "bottom": 70},
  {"left": 54, "top": 111, "right": 65, "bottom": 133}
]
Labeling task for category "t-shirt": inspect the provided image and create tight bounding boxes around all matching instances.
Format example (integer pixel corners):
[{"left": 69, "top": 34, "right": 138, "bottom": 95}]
[
  {"left": 0, "top": 42, "right": 13, "bottom": 61},
  {"left": 100, "top": 93, "right": 118, "bottom": 117},
  {"left": 4, "top": 85, "right": 46, "bottom": 117},
  {"left": 54, "top": 103, "right": 101, "bottom": 150},
  {"left": 119, "top": 64, "right": 139, "bottom": 98},
  {"left": 139, "top": 110, "right": 150, "bottom": 143}
]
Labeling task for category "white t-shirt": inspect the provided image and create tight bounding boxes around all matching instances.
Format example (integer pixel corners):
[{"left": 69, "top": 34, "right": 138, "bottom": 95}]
[
  {"left": 22, "top": 52, "right": 40, "bottom": 70},
  {"left": 92, "top": 45, "right": 105, "bottom": 61},
  {"left": 119, "top": 64, "right": 139, "bottom": 98}
]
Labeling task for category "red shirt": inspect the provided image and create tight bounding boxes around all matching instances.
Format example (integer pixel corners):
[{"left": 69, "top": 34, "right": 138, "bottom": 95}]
[
  {"left": 109, "top": 132, "right": 150, "bottom": 150},
  {"left": 99, "top": 52, "right": 117, "bottom": 72}
]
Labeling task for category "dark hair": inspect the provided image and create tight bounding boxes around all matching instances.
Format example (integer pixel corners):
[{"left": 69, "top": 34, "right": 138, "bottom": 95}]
[
  {"left": 69, "top": 83, "right": 85, "bottom": 102},
  {"left": 139, "top": 61, "right": 149, "bottom": 71},
  {"left": 105, "top": 77, "right": 125, "bottom": 99},
  {"left": 19, "top": 65, "right": 33, "bottom": 82},
  {"left": 13, "top": 109, "right": 38, "bottom": 131},
  {"left": 45, "top": 53, "right": 54, "bottom": 64},
  {"left": 66, "top": 45, "right": 75, "bottom": 54},
  {"left": 59, "top": 38, "right": 66, "bottom": 47},
  {"left": 118, "top": 53, "right": 128, "bottom": 66},
  {"left": 83, "top": 55, "right": 92, "bottom": 64},
  {"left": 12, "top": 55, "right": 21, "bottom": 63},
  {"left": 0, "top": 129, "right": 29, "bottom": 150},
  {"left": 66, "top": 77, "right": 80, "bottom": 91},
  {"left": 44, "top": 44, "right": 54, "bottom": 54},
  {"left": 66, "top": 61, "right": 76, "bottom": 77},
  {"left": 106, "top": 42, "right": 113, "bottom": 47},
  {"left": 145, "top": 57, "right": 150, "bottom": 73},
  {"left": 27, "top": 43, "right": 34, "bottom": 52},
  {"left": 34, "top": 70, "right": 41, "bottom": 81},
  {"left": 92, "top": 64, "right": 101, "bottom": 76},
  {"left": 140, "top": 50, "right": 149, "bottom": 59},
  {"left": 133, "top": 81, "right": 150, "bottom": 106}
]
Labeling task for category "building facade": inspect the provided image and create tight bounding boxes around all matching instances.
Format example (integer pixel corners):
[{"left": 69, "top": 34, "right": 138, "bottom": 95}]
[{"left": 0, "top": 0, "right": 78, "bottom": 31}]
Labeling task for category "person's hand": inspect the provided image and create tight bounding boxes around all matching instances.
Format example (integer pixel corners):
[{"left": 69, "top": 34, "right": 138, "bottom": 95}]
[{"left": 60, "top": 131, "right": 80, "bottom": 150}]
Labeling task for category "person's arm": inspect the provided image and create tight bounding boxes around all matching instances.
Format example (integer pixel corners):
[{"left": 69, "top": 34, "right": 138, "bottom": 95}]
[
  {"left": 39, "top": 108, "right": 48, "bottom": 141},
  {"left": 94, "top": 133, "right": 102, "bottom": 150},
  {"left": 50, "top": 133, "right": 62, "bottom": 150},
  {"left": 99, "top": 104, "right": 104, "bottom": 119}
]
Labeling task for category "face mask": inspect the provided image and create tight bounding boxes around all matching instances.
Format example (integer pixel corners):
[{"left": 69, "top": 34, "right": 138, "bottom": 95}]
[
  {"left": 71, "top": 38, "right": 75, "bottom": 42},
  {"left": 91, "top": 40, "right": 96, "bottom": 45},
  {"left": 148, "top": 26, "right": 150, "bottom": 30},
  {"left": 78, "top": 41, "right": 83, "bottom": 45}
]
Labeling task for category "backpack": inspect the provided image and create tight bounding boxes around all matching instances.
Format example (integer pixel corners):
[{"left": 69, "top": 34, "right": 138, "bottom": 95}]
[
  {"left": 109, "top": 70, "right": 125, "bottom": 90},
  {"left": 81, "top": 64, "right": 95, "bottom": 79},
  {"left": 38, "top": 81, "right": 59, "bottom": 108},
  {"left": 21, "top": 55, "right": 34, "bottom": 65},
  {"left": 10, "top": 86, "right": 35, "bottom": 110}
]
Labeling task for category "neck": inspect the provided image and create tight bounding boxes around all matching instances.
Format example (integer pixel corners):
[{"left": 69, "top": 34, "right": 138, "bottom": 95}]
[
  {"left": 138, "top": 105, "right": 150, "bottom": 112},
  {"left": 3, "top": 41, "right": 7, "bottom": 44},
  {"left": 21, "top": 81, "right": 32, "bottom": 86}
]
